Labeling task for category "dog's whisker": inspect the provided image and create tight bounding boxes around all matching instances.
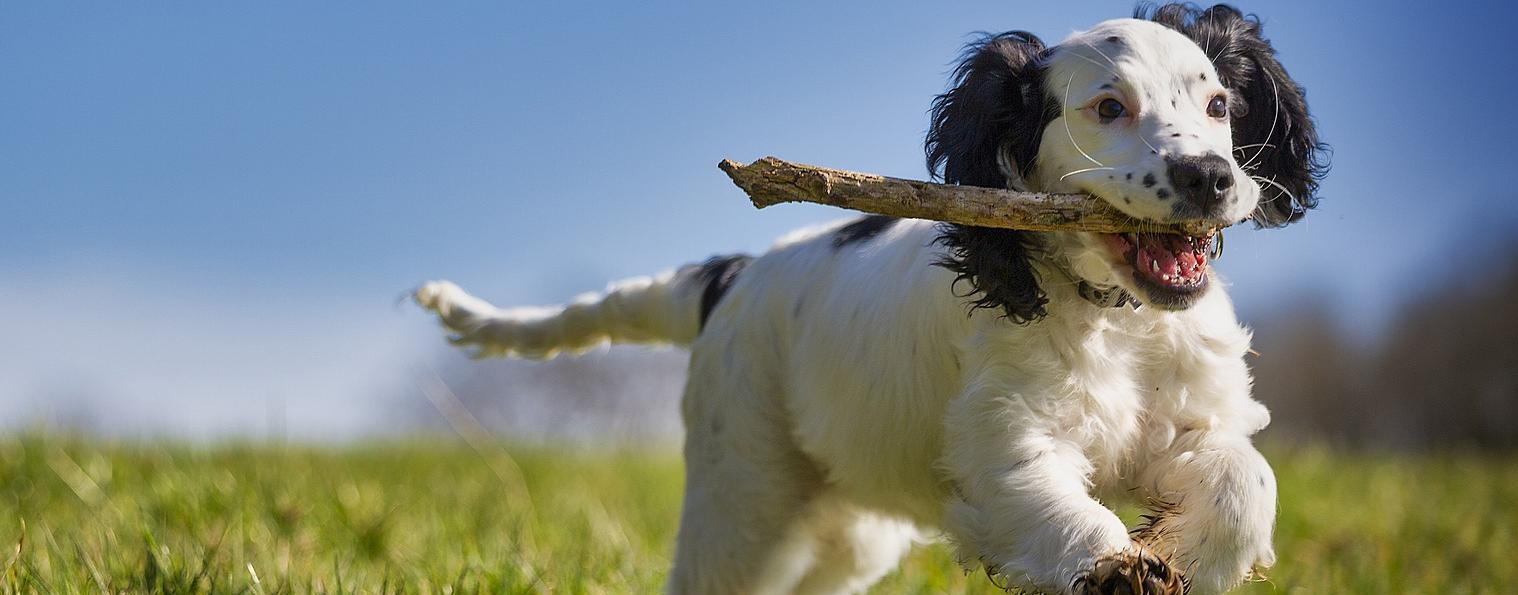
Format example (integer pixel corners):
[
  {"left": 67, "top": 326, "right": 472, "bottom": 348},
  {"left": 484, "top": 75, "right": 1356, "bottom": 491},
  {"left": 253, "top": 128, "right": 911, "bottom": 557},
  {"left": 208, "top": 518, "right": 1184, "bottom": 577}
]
[
  {"left": 1246, "top": 194, "right": 1272, "bottom": 225},
  {"left": 1066, "top": 50, "right": 1121, "bottom": 79},
  {"left": 1232, "top": 142, "right": 1276, "bottom": 152},
  {"left": 1078, "top": 39, "right": 1120, "bottom": 69},
  {"left": 1139, "top": 134, "right": 1163, "bottom": 159},
  {"left": 1203, "top": 9, "right": 1217, "bottom": 58},
  {"left": 1063, "top": 72, "right": 1105, "bottom": 167},
  {"left": 1251, "top": 174, "right": 1298, "bottom": 210},
  {"left": 1060, "top": 167, "right": 1116, "bottom": 181},
  {"left": 1240, "top": 69, "right": 1281, "bottom": 172}
]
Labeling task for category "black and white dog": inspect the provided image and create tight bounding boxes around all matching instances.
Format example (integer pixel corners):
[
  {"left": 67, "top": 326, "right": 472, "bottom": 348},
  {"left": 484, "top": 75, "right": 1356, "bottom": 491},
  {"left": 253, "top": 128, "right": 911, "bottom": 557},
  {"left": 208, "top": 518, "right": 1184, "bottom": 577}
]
[{"left": 417, "top": 4, "right": 1326, "bottom": 594}]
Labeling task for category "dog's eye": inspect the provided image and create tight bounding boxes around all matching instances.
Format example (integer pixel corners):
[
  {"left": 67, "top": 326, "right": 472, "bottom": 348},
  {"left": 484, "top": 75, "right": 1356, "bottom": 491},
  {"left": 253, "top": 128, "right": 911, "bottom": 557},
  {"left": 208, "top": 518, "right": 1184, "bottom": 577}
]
[
  {"left": 1096, "top": 98, "right": 1127, "bottom": 122},
  {"left": 1206, "top": 95, "right": 1228, "bottom": 118}
]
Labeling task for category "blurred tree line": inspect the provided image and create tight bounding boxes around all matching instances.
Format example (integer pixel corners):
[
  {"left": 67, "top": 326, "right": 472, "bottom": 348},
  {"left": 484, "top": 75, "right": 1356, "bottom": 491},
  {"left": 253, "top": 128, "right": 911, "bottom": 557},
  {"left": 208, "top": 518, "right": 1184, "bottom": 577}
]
[{"left": 1253, "top": 253, "right": 1518, "bottom": 450}]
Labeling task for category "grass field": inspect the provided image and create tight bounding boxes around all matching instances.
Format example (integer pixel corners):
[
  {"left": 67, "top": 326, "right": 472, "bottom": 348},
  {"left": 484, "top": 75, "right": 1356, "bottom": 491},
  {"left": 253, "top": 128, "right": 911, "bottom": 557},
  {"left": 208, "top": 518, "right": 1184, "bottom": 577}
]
[{"left": 0, "top": 434, "right": 1514, "bottom": 594}]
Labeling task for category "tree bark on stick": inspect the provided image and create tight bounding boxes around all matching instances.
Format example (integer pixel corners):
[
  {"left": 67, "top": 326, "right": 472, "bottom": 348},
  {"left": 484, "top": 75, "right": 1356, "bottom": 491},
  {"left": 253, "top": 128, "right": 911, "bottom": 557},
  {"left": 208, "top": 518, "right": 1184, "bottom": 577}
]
[{"left": 718, "top": 156, "right": 1216, "bottom": 236}]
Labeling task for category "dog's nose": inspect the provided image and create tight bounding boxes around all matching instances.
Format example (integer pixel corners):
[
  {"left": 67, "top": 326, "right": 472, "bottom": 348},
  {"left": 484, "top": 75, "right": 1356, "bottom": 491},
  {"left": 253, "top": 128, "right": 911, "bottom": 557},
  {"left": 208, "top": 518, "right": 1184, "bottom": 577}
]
[{"left": 1165, "top": 153, "right": 1234, "bottom": 212}]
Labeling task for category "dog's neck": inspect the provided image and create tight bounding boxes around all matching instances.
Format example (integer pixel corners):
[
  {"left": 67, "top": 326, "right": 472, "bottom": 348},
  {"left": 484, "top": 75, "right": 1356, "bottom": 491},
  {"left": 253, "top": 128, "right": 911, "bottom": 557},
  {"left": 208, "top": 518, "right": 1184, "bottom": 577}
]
[
  {"left": 1005, "top": 166, "right": 1138, "bottom": 312},
  {"left": 1035, "top": 239, "right": 1140, "bottom": 311}
]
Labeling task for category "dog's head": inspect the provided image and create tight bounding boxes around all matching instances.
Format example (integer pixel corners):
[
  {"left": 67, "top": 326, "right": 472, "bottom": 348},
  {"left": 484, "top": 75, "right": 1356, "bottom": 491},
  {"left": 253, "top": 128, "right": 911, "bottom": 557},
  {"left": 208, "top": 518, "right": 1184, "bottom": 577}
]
[{"left": 928, "top": 4, "right": 1328, "bottom": 319}]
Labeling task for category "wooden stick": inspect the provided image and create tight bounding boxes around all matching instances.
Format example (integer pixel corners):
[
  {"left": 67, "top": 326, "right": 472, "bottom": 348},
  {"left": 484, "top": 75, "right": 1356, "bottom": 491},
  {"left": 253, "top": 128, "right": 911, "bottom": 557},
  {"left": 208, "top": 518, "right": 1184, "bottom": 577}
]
[{"left": 718, "top": 156, "right": 1216, "bottom": 236}]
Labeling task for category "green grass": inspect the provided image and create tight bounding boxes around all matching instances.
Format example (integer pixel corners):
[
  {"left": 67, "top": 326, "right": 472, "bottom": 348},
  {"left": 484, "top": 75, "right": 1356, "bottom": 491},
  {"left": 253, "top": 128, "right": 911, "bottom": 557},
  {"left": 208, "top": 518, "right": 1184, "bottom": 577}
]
[{"left": 0, "top": 434, "right": 1513, "bottom": 594}]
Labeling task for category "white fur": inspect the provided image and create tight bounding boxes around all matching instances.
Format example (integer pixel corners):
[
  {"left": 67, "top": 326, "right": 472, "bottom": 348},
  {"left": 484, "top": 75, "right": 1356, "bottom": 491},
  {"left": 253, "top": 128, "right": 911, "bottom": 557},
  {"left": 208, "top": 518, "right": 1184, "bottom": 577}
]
[{"left": 417, "top": 18, "right": 1277, "bottom": 595}]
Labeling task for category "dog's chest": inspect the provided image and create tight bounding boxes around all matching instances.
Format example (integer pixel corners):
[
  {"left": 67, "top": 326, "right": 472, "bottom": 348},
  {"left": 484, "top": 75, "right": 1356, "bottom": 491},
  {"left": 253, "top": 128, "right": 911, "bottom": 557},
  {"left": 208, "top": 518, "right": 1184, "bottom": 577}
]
[{"left": 1032, "top": 313, "right": 1223, "bottom": 480}]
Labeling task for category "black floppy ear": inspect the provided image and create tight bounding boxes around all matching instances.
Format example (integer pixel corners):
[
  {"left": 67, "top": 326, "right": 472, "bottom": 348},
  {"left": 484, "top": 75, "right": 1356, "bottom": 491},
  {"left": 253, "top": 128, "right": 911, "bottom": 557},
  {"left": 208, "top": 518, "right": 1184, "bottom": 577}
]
[
  {"left": 925, "top": 32, "right": 1056, "bottom": 323},
  {"left": 1144, "top": 3, "right": 1330, "bottom": 227},
  {"left": 927, "top": 31, "right": 1051, "bottom": 188}
]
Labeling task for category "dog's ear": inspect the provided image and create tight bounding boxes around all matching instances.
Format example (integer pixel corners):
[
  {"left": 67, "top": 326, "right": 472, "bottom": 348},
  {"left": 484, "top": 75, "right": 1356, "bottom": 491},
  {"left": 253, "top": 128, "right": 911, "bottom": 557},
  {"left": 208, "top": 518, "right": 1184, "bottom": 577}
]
[
  {"left": 1144, "top": 3, "right": 1330, "bottom": 227},
  {"left": 926, "top": 32, "right": 1055, "bottom": 323},
  {"left": 927, "top": 31, "right": 1051, "bottom": 188}
]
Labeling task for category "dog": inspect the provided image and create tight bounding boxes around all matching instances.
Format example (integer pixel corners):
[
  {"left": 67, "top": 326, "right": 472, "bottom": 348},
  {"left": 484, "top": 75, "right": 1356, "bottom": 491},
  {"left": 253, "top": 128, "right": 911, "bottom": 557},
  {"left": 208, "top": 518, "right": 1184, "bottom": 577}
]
[{"left": 415, "top": 4, "right": 1326, "bottom": 594}]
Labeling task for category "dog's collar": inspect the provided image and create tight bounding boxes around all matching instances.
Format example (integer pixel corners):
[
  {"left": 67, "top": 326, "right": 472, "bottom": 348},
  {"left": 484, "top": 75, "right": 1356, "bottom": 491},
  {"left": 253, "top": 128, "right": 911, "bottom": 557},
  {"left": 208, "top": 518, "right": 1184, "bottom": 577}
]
[
  {"left": 1077, "top": 281, "right": 1139, "bottom": 310},
  {"left": 1042, "top": 254, "right": 1140, "bottom": 310}
]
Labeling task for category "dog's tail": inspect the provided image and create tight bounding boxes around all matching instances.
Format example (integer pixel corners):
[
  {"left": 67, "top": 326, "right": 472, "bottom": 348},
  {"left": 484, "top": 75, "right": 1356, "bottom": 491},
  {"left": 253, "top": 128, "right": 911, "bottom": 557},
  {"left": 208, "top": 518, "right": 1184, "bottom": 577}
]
[{"left": 413, "top": 255, "right": 752, "bottom": 359}]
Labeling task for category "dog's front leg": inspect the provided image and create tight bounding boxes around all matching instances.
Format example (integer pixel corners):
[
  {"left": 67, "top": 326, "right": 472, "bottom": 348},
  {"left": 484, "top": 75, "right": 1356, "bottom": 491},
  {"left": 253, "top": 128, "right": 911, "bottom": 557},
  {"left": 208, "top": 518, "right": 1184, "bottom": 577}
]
[
  {"left": 941, "top": 387, "right": 1182, "bottom": 595},
  {"left": 1133, "top": 431, "right": 1277, "bottom": 595}
]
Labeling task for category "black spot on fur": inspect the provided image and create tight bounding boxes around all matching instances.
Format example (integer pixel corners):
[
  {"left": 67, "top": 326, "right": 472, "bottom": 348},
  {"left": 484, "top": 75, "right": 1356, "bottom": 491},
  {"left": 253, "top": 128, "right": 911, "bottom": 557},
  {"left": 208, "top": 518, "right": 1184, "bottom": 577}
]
[
  {"left": 1157, "top": 188, "right": 1172, "bottom": 200},
  {"left": 926, "top": 31, "right": 1055, "bottom": 323},
  {"left": 1142, "top": 172, "right": 1157, "bottom": 187},
  {"left": 1142, "top": 3, "right": 1330, "bottom": 227},
  {"left": 1126, "top": 172, "right": 1133, "bottom": 180},
  {"left": 832, "top": 215, "right": 898, "bottom": 249},
  {"left": 1200, "top": 72, "right": 1208, "bottom": 81},
  {"left": 1171, "top": 133, "right": 1182, "bottom": 137},
  {"left": 691, "top": 254, "right": 753, "bottom": 330}
]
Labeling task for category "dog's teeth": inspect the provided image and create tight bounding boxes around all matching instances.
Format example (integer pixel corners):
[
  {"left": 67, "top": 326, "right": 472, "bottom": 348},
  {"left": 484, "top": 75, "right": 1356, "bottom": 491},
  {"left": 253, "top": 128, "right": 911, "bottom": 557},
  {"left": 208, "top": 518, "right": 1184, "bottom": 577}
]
[{"left": 1151, "top": 260, "right": 1160, "bottom": 272}]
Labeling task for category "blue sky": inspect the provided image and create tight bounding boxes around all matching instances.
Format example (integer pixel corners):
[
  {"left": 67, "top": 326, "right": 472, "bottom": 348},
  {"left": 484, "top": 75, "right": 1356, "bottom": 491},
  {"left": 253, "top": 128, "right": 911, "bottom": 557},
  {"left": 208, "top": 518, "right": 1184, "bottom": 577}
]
[{"left": 3, "top": 1, "right": 1516, "bottom": 437}]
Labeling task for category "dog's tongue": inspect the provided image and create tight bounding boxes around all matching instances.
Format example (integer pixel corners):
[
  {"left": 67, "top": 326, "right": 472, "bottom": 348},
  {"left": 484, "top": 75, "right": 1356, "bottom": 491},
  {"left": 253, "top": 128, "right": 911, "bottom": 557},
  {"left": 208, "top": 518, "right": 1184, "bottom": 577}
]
[{"left": 1135, "top": 233, "right": 1207, "bottom": 288}]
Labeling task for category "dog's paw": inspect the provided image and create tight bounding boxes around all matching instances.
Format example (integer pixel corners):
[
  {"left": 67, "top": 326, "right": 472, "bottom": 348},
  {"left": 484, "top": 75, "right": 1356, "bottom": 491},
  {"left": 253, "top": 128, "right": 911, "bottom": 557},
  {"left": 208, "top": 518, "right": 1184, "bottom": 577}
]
[{"left": 1073, "top": 547, "right": 1186, "bottom": 595}]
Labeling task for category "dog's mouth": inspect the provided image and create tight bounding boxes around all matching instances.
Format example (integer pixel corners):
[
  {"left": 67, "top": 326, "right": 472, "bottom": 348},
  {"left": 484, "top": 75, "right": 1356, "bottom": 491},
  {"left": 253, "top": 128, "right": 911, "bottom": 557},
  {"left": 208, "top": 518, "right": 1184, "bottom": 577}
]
[{"left": 1099, "top": 232, "right": 1214, "bottom": 308}]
